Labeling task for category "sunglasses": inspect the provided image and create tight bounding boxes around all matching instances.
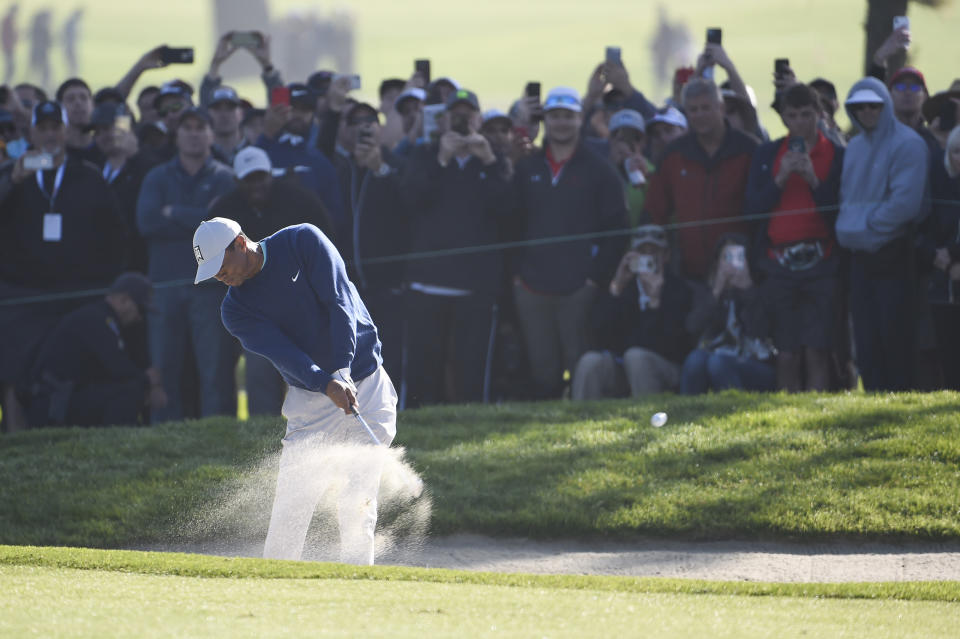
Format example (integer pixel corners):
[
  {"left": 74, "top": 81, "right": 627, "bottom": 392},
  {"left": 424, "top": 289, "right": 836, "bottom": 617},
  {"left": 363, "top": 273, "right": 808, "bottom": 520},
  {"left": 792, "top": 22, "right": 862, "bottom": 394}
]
[
  {"left": 158, "top": 101, "right": 186, "bottom": 117},
  {"left": 849, "top": 103, "right": 883, "bottom": 113},
  {"left": 892, "top": 83, "right": 923, "bottom": 93}
]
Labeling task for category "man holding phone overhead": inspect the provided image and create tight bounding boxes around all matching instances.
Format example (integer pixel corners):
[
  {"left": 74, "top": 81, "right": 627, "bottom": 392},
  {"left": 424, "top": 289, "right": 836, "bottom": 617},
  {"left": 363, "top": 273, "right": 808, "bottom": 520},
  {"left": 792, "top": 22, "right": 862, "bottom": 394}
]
[
  {"left": 200, "top": 31, "right": 282, "bottom": 115},
  {"left": 744, "top": 83, "right": 845, "bottom": 392}
]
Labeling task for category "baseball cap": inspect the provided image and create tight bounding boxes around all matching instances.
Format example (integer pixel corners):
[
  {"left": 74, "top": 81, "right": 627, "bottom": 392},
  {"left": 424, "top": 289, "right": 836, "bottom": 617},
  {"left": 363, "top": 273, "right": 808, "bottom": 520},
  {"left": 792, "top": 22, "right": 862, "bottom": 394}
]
[
  {"left": 210, "top": 86, "right": 241, "bottom": 107},
  {"left": 809, "top": 78, "right": 838, "bottom": 100},
  {"left": 0, "top": 108, "right": 13, "bottom": 125},
  {"left": 31, "top": 101, "right": 66, "bottom": 127},
  {"left": 631, "top": 224, "right": 668, "bottom": 249},
  {"left": 608, "top": 109, "right": 646, "bottom": 134},
  {"left": 888, "top": 66, "right": 927, "bottom": 93},
  {"left": 648, "top": 106, "right": 688, "bottom": 129},
  {"left": 241, "top": 107, "right": 265, "bottom": 127},
  {"left": 543, "top": 87, "right": 582, "bottom": 113},
  {"left": 86, "top": 102, "right": 132, "bottom": 130},
  {"left": 193, "top": 218, "right": 242, "bottom": 284},
  {"left": 394, "top": 87, "right": 426, "bottom": 110},
  {"left": 481, "top": 109, "right": 511, "bottom": 126},
  {"left": 109, "top": 272, "right": 154, "bottom": 313},
  {"left": 93, "top": 86, "right": 125, "bottom": 105},
  {"left": 153, "top": 81, "right": 192, "bottom": 109},
  {"left": 233, "top": 146, "right": 272, "bottom": 179},
  {"left": 177, "top": 106, "right": 212, "bottom": 127},
  {"left": 845, "top": 88, "right": 885, "bottom": 105},
  {"left": 288, "top": 83, "right": 317, "bottom": 109},
  {"left": 446, "top": 88, "right": 480, "bottom": 111},
  {"left": 922, "top": 90, "right": 960, "bottom": 124},
  {"left": 307, "top": 70, "right": 334, "bottom": 96}
]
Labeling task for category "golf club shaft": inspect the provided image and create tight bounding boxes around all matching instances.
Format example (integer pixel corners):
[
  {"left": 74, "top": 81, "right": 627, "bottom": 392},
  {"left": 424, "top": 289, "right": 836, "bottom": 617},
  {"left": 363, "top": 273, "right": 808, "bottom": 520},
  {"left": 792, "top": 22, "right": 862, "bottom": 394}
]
[{"left": 351, "top": 407, "right": 382, "bottom": 445}]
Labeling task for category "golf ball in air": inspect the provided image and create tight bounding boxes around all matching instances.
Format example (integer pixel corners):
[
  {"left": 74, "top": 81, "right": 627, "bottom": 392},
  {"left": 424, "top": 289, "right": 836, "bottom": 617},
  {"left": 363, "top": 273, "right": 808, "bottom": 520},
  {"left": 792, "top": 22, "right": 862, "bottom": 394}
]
[{"left": 650, "top": 412, "right": 668, "bottom": 428}]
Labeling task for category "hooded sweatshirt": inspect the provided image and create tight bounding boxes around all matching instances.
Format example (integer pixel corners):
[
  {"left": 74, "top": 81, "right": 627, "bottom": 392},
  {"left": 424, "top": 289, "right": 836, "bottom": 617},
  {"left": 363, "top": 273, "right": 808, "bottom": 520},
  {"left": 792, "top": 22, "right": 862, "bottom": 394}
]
[{"left": 836, "top": 77, "right": 928, "bottom": 252}]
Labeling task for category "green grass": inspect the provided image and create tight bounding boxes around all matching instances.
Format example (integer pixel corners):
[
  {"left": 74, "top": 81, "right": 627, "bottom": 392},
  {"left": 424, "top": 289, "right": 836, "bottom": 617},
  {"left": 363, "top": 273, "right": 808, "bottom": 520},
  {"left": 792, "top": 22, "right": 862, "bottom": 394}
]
[
  {"left": 2, "top": 548, "right": 960, "bottom": 638},
  {"left": 3, "top": 392, "right": 960, "bottom": 548},
  {"left": 6, "top": 0, "right": 960, "bottom": 139}
]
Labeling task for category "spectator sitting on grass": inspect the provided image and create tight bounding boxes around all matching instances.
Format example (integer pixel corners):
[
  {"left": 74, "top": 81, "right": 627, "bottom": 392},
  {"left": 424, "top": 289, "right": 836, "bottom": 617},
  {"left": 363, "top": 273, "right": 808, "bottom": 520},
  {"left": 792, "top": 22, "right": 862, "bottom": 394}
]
[
  {"left": 572, "top": 225, "right": 699, "bottom": 399},
  {"left": 681, "top": 234, "right": 776, "bottom": 394}
]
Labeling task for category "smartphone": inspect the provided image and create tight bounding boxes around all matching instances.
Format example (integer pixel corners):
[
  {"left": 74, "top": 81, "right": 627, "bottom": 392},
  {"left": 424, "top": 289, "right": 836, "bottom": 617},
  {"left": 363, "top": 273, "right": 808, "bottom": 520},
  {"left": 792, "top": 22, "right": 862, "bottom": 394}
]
[
  {"left": 605, "top": 46, "right": 622, "bottom": 66},
  {"left": 23, "top": 152, "right": 54, "bottom": 171},
  {"left": 270, "top": 86, "right": 290, "bottom": 107},
  {"left": 525, "top": 82, "right": 541, "bottom": 100},
  {"left": 414, "top": 59, "right": 431, "bottom": 85},
  {"left": 724, "top": 245, "right": 746, "bottom": 269},
  {"left": 775, "top": 58, "right": 790, "bottom": 76},
  {"left": 422, "top": 103, "right": 446, "bottom": 140},
  {"left": 893, "top": 16, "right": 910, "bottom": 31},
  {"left": 706, "top": 28, "right": 722, "bottom": 45},
  {"left": 230, "top": 31, "right": 262, "bottom": 48},
  {"left": 629, "top": 254, "right": 656, "bottom": 274},
  {"left": 335, "top": 73, "right": 361, "bottom": 91},
  {"left": 788, "top": 136, "right": 806, "bottom": 153},
  {"left": 159, "top": 46, "right": 194, "bottom": 65},
  {"left": 939, "top": 99, "right": 957, "bottom": 132},
  {"left": 114, "top": 115, "right": 132, "bottom": 132}
]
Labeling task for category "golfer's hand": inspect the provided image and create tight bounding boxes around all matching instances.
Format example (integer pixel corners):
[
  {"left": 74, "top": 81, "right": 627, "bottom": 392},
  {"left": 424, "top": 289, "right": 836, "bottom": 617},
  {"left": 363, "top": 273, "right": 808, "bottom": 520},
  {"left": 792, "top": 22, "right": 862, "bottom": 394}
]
[{"left": 325, "top": 379, "right": 358, "bottom": 415}]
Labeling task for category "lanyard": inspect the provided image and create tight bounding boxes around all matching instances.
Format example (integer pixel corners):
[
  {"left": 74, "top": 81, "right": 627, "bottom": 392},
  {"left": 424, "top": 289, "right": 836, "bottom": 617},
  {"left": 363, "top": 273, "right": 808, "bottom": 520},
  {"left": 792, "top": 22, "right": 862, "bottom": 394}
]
[
  {"left": 102, "top": 162, "right": 121, "bottom": 184},
  {"left": 35, "top": 163, "right": 65, "bottom": 210}
]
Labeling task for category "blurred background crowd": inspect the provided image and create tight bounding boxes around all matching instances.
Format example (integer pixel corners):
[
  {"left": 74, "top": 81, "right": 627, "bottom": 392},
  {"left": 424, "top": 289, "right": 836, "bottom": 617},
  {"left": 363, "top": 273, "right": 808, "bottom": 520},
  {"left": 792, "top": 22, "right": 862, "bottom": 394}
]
[{"left": 2, "top": 3, "right": 960, "bottom": 431}]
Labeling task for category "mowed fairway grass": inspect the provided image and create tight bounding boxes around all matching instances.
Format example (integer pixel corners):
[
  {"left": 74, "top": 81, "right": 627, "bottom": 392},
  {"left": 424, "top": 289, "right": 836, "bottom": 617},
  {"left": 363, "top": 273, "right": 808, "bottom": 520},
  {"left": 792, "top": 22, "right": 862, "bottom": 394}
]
[
  {"left": 2, "top": 548, "right": 960, "bottom": 638},
  {"left": 3, "top": 392, "right": 960, "bottom": 635}
]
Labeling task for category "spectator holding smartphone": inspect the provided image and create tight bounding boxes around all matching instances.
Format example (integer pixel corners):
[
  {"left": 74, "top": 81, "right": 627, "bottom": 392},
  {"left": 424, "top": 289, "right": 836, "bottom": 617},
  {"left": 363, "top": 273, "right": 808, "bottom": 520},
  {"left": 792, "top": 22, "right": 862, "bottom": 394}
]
[
  {"left": 745, "top": 84, "right": 845, "bottom": 391},
  {"left": 681, "top": 234, "right": 776, "bottom": 394},
  {"left": 644, "top": 78, "right": 758, "bottom": 279},
  {"left": 400, "top": 89, "right": 511, "bottom": 406},
  {"left": 572, "top": 225, "right": 698, "bottom": 399},
  {"left": 56, "top": 78, "right": 101, "bottom": 165},
  {"left": 836, "top": 78, "right": 928, "bottom": 391},
  {"left": 200, "top": 31, "right": 282, "bottom": 110}
]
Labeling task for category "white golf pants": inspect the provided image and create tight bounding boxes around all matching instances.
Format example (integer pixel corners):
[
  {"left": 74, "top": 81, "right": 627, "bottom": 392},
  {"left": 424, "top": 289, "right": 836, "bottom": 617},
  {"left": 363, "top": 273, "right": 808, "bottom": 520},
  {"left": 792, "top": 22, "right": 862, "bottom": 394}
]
[{"left": 263, "top": 366, "right": 397, "bottom": 565}]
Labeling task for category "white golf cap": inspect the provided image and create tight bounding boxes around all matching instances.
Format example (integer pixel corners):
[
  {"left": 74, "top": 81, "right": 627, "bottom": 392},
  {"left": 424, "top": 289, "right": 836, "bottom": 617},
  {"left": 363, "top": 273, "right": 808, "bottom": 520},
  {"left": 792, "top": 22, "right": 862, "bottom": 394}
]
[
  {"left": 543, "top": 87, "right": 582, "bottom": 113},
  {"left": 649, "top": 106, "right": 688, "bottom": 129},
  {"left": 193, "top": 217, "right": 241, "bottom": 284},
  {"left": 845, "top": 88, "right": 885, "bottom": 105},
  {"left": 233, "top": 146, "right": 272, "bottom": 180},
  {"left": 481, "top": 108, "right": 511, "bottom": 125}
]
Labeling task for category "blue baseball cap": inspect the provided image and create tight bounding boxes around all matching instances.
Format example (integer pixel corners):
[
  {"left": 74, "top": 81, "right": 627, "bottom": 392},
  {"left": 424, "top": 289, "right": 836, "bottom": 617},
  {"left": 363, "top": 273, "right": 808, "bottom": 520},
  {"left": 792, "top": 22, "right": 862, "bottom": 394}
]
[
  {"left": 543, "top": 87, "right": 581, "bottom": 113},
  {"left": 608, "top": 108, "right": 646, "bottom": 134}
]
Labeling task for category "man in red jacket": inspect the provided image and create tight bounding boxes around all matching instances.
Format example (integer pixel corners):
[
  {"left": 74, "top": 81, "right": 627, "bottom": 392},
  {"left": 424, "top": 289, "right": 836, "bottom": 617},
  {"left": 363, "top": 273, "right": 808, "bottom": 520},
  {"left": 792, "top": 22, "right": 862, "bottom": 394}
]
[{"left": 645, "top": 78, "right": 758, "bottom": 279}]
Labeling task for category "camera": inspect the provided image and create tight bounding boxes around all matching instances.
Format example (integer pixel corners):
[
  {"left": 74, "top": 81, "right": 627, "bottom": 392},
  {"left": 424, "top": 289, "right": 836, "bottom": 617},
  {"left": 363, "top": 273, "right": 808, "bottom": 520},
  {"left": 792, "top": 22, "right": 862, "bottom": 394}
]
[
  {"left": 788, "top": 137, "right": 806, "bottom": 153},
  {"left": 706, "top": 28, "right": 722, "bottom": 45},
  {"left": 629, "top": 254, "right": 657, "bottom": 274}
]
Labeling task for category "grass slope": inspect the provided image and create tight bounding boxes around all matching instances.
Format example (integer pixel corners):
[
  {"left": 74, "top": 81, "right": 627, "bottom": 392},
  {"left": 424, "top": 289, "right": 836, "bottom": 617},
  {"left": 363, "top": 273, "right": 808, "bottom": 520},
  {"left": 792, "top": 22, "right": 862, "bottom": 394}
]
[{"left": 3, "top": 392, "right": 960, "bottom": 548}]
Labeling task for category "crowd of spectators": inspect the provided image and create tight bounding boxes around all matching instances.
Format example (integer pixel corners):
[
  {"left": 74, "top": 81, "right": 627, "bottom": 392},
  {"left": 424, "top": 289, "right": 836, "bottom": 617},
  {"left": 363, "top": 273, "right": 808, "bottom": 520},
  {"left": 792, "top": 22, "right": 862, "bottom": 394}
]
[{"left": 1, "top": 23, "right": 960, "bottom": 431}]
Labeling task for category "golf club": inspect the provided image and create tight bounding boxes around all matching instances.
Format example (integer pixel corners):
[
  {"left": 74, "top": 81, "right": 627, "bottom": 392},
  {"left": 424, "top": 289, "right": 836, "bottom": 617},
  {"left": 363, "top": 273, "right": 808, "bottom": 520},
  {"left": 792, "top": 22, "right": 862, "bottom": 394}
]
[{"left": 351, "top": 405, "right": 382, "bottom": 445}]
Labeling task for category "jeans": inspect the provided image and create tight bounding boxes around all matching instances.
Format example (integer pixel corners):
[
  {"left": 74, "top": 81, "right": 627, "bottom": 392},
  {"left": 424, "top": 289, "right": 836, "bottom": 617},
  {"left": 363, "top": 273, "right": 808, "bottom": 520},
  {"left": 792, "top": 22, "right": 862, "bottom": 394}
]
[
  {"left": 680, "top": 349, "right": 776, "bottom": 394},
  {"left": 149, "top": 283, "right": 237, "bottom": 423}
]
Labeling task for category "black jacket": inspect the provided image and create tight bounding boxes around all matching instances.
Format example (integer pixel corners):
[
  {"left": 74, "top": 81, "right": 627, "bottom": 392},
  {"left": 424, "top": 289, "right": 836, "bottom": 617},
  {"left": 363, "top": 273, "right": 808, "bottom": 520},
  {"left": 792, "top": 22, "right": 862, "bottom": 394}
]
[
  {"left": 401, "top": 144, "right": 512, "bottom": 298},
  {"left": 512, "top": 144, "right": 629, "bottom": 295},
  {"left": 208, "top": 174, "right": 334, "bottom": 244},
  {"left": 29, "top": 299, "right": 148, "bottom": 390},
  {"left": 592, "top": 273, "right": 698, "bottom": 364},
  {"left": 919, "top": 160, "right": 960, "bottom": 301},
  {"left": 100, "top": 153, "right": 157, "bottom": 274},
  {"left": 0, "top": 156, "right": 126, "bottom": 290}
]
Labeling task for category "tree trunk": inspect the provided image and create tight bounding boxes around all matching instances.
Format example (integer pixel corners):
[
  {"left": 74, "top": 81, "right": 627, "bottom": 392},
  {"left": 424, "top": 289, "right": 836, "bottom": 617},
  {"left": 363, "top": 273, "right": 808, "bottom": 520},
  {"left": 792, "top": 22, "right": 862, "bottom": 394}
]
[{"left": 864, "top": 0, "right": 909, "bottom": 77}]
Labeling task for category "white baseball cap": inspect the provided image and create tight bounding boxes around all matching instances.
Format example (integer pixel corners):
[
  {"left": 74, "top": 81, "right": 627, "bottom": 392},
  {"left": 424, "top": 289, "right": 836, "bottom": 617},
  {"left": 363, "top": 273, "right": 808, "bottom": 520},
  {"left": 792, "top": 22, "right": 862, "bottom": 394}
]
[
  {"left": 543, "top": 87, "right": 582, "bottom": 113},
  {"left": 233, "top": 146, "right": 272, "bottom": 180},
  {"left": 845, "top": 88, "right": 885, "bottom": 105},
  {"left": 193, "top": 217, "right": 241, "bottom": 284},
  {"left": 649, "top": 106, "right": 688, "bottom": 130}
]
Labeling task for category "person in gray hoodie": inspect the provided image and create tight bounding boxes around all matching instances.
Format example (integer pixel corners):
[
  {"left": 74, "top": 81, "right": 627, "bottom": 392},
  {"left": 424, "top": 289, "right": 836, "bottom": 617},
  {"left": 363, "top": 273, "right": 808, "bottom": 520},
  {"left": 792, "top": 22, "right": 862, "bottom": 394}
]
[{"left": 836, "top": 77, "right": 928, "bottom": 391}]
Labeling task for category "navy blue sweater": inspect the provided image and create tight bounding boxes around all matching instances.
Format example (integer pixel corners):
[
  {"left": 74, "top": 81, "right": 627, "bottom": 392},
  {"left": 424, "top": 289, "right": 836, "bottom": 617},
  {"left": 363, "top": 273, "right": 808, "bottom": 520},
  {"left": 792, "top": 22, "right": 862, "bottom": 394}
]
[{"left": 221, "top": 224, "right": 381, "bottom": 393}]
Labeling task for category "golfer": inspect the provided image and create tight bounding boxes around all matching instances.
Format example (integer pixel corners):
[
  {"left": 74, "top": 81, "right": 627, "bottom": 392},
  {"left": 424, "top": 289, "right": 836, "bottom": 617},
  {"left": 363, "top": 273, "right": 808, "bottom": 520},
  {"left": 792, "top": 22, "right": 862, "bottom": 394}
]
[{"left": 192, "top": 218, "right": 397, "bottom": 565}]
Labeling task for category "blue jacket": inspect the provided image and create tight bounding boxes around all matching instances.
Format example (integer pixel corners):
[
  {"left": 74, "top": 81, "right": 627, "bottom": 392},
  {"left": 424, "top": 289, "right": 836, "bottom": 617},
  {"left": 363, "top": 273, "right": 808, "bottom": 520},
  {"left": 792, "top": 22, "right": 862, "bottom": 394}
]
[
  {"left": 836, "top": 77, "right": 929, "bottom": 252},
  {"left": 221, "top": 224, "right": 381, "bottom": 393},
  {"left": 255, "top": 134, "right": 347, "bottom": 251},
  {"left": 136, "top": 156, "right": 235, "bottom": 282}
]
